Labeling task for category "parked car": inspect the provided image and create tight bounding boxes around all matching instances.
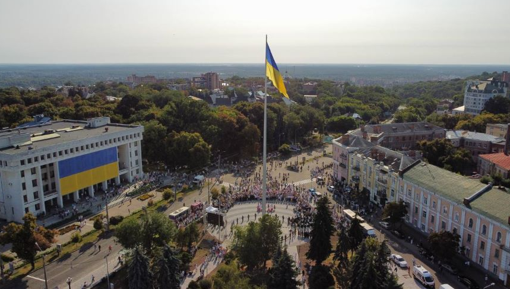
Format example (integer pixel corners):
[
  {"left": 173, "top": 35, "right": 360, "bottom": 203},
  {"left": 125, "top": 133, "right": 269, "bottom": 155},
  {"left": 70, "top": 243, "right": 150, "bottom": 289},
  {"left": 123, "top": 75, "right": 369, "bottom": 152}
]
[
  {"left": 391, "top": 230, "right": 405, "bottom": 239},
  {"left": 308, "top": 188, "right": 316, "bottom": 195},
  {"left": 327, "top": 185, "right": 335, "bottom": 192},
  {"left": 441, "top": 263, "right": 458, "bottom": 275},
  {"left": 391, "top": 254, "right": 408, "bottom": 268},
  {"left": 457, "top": 275, "right": 480, "bottom": 289},
  {"left": 419, "top": 248, "right": 434, "bottom": 261},
  {"left": 379, "top": 221, "right": 390, "bottom": 229},
  {"left": 413, "top": 265, "right": 435, "bottom": 288}
]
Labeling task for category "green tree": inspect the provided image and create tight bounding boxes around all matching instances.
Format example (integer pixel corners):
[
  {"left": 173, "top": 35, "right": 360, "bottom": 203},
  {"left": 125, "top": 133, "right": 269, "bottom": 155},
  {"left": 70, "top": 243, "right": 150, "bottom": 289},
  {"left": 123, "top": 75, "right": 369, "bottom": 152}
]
[
  {"left": 308, "top": 265, "right": 335, "bottom": 289},
  {"left": 382, "top": 201, "right": 407, "bottom": 228},
  {"left": 115, "top": 211, "right": 176, "bottom": 255},
  {"left": 212, "top": 261, "right": 253, "bottom": 289},
  {"left": 0, "top": 213, "right": 57, "bottom": 269},
  {"left": 418, "top": 139, "right": 473, "bottom": 173},
  {"left": 268, "top": 245, "right": 299, "bottom": 289},
  {"left": 164, "top": 131, "right": 211, "bottom": 169},
  {"left": 349, "top": 238, "right": 402, "bottom": 289},
  {"left": 347, "top": 217, "right": 364, "bottom": 252},
  {"left": 142, "top": 120, "right": 168, "bottom": 163},
  {"left": 155, "top": 245, "right": 181, "bottom": 289},
  {"left": 93, "top": 218, "right": 104, "bottom": 231},
  {"left": 279, "top": 143, "right": 291, "bottom": 155},
  {"left": 129, "top": 247, "right": 154, "bottom": 289},
  {"left": 326, "top": 116, "right": 357, "bottom": 133},
  {"left": 334, "top": 228, "right": 350, "bottom": 270},
  {"left": 483, "top": 95, "right": 510, "bottom": 114},
  {"left": 428, "top": 231, "right": 460, "bottom": 261},
  {"left": 307, "top": 197, "right": 334, "bottom": 265},
  {"left": 162, "top": 188, "right": 173, "bottom": 201}
]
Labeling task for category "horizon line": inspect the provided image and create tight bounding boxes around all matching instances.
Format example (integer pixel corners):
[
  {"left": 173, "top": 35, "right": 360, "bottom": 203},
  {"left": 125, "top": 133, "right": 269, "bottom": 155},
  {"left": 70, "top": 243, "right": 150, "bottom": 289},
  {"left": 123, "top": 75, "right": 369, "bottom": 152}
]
[{"left": 0, "top": 63, "right": 509, "bottom": 66}]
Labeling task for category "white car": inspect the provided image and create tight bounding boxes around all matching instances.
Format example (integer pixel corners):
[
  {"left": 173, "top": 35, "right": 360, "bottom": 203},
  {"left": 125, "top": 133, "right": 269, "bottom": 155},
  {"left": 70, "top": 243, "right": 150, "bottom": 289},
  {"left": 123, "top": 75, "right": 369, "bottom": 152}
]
[
  {"left": 327, "top": 186, "right": 335, "bottom": 192},
  {"left": 391, "top": 254, "right": 408, "bottom": 268},
  {"left": 379, "top": 221, "right": 390, "bottom": 229}
]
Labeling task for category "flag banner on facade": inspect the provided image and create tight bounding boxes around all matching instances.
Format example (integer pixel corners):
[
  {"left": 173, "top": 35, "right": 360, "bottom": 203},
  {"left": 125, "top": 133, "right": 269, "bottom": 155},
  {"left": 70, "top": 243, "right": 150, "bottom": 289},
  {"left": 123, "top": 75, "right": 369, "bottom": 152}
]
[{"left": 265, "top": 43, "right": 289, "bottom": 98}]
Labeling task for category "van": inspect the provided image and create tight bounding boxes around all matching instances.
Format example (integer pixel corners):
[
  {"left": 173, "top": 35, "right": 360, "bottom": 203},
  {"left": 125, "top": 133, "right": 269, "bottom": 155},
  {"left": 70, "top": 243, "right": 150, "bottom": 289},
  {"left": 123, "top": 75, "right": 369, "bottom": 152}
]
[
  {"left": 193, "top": 175, "right": 205, "bottom": 184},
  {"left": 439, "top": 285, "right": 455, "bottom": 289},
  {"left": 413, "top": 265, "right": 435, "bottom": 288}
]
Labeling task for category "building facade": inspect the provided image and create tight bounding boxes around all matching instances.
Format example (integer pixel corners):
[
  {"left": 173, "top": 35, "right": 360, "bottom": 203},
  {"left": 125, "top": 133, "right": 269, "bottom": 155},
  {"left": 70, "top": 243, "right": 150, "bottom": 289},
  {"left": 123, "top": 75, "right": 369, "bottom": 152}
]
[
  {"left": 398, "top": 161, "right": 510, "bottom": 285},
  {"left": 0, "top": 117, "right": 144, "bottom": 223},
  {"left": 463, "top": 79, "right": 508, "bottom": 115},
  {"left": 192, "top": 72, "right": 220, "bottom": 90},
  {"left": 446, "top": 130, "right": 505, "bottom": 161},
  {"left": 478, "top": 153, "right": 510, "bottom": 178},
  {"left": 486, "top": 123, "right": 509, "bottom": 139}
]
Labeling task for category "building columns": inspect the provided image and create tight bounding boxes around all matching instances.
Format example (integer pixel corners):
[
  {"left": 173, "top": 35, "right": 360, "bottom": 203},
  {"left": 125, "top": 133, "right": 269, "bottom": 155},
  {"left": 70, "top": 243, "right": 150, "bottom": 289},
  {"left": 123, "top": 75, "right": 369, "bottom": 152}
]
[
  {"left": 102, "top": 180, "right": 108, "bottom": 191},
  {"left": 73, "top": 191, "right": 79, "bottom": 201},
  {"left": 36, "top": 166, "right": 46, "bottom": 214},
  {"left": 88, "top": 185, "right": 95, "bottom": 197}
]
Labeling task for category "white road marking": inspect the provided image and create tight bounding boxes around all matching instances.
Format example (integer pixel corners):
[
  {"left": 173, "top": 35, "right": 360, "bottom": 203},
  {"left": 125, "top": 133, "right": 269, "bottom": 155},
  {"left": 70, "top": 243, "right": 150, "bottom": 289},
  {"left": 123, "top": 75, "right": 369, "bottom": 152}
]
[{"left": 27, "top": 275, "right": 45, "bottom": 282}]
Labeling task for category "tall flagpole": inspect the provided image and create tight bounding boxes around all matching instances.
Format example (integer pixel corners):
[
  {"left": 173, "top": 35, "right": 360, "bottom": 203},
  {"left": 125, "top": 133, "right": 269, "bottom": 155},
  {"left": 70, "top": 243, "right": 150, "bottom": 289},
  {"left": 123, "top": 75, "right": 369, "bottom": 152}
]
[{"left": 262, "top": 34, "right": 268, "bottom": 215}]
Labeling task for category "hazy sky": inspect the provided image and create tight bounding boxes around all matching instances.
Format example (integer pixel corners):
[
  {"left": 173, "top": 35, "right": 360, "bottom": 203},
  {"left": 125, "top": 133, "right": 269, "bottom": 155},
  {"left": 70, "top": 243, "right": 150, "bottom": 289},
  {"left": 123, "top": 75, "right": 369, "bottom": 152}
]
[{"left": 1, "top": 0, "right": 509, "bottom": 64}]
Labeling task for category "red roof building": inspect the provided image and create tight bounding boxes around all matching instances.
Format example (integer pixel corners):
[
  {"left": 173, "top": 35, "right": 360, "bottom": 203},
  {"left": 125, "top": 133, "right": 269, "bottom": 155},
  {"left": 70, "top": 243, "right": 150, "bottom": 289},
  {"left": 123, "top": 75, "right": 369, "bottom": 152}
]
[{"left": 478, "top": 152, "right": 510, "bottom": 178}]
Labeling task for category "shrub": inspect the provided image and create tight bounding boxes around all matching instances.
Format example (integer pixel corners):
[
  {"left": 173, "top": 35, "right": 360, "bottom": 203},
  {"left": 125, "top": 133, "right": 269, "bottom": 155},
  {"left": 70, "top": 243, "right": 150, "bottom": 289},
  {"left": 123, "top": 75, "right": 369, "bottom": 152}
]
[
  {"left": 109, "top": 215, "right": 124, "bottom": 226},
  {"left": 181, "top": 184, "right": 189, "bottom": 192},
  {"left": 211, "top": 188, "right": 220, "bottom": 200},
  {"left": 221, "top": 186, "right": 226, "bottom": 195},
  {"left": 279, "top": 144, "right": 291, "bottom": 155},
  {"left": 163, "top": 189, "right": 173, "bottom": 201},
  {"left": 93, "top": 218, "right": 103, "bottom": 231},
  {"left": 198, "top": 279, "right": 212, "bottom": 289},
  {"left": 1, "top": 253, "right": 14, "bottom": 262},
  {"left": 71, "top": 232, "right": 82, "bottom": 243},
  {"left": 90, "top": 214, "right": 104, "bottom": 223},
  {"left": 58, "top": 224, "right": 80, "bottom": 235},
  {"left": 502, "top": 178, "right": 510, "bottom": 188},
  {"left": 480, "top": 175, "right": 492, "bottom": 184},
  {"left": 187, "top": 280, "right": 200, "bottom": 289},
  {"left": 148, "top": 199, "right": 154, "bottom": 207},
  {"left": 137, "top": 193, "right": 154, "bottom": 201}
]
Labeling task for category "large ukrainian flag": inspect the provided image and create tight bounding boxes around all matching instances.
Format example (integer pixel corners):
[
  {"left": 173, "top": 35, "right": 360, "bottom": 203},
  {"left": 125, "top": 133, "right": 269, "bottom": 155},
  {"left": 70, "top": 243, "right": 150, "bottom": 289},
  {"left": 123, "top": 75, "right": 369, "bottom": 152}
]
[
  {"left": 59, "top": 147, "right": 119, "bottom": 195},
  {"left": 266, "top": 43, "right": 289, "bottom": 98}
]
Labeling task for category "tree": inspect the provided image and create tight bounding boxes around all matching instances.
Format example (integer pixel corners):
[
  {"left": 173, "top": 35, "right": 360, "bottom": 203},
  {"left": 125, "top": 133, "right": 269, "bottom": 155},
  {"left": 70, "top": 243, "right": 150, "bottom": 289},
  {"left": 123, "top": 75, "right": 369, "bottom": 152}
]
[
  {"left": 155, "top": 245, "right": 180, "bottom": 289},
  {"left": 308, "top": 265, "right": 335, "bottom": 289},
  {"left": 93, "top": 218, "right": 104, "bottom": 231},
  {"left": 418, "top": 139, "right": 473, "bottom": 174},
  {"left": 307, "top": 197, "right": 334, "bottom": 265},
  {"left": 142, "top": 120, "right": 168, "bottom": 163},
  {"left": 268, "top": 245, "right": 299, "bottom": 289},
  {"left": 334, "top": 228, "right": 350, "bottom": 270},
  {"left": 175, "top": 223, "right": 200, "bottom": 251},
  {"left": 232, "top": 215, "right": 282, "bottom": 270},
  {"left": 212, "top": 261, "right": 253, "bottom": 289},
  {"left": 162, "top": 188, "right": 173, "bottom": 201},
  {"left": 347, "top": 217, "right": 364, "bottom": 252},
  {"left": 349, "top": 238, "right": 402, "bottom": 289},
  {"left": 484, "top": 95, "right": 510, "bottom": 114},
  {"left": 428, "top": 231, "right": 460, "bottom": 261},
  {"left": 0, "top": 213, "right": 57, "bottom": 269},
  {"left": 115, "top": 211, "right": 176, "bottom": 255},
  {"left": 164, "top": 131, "right": 211, "bottom": 169},
  {"left": 129, "top": 247, "right": 154, "bottom": 289},
  {"left": 382, "top": 201, "right": 407, "bottom": 228},
  {"left": 279, "top": 143, "right": 291, "bottom": 155},
  {"left": 326, "top": 116, "right": 357, "bottom": 133}
]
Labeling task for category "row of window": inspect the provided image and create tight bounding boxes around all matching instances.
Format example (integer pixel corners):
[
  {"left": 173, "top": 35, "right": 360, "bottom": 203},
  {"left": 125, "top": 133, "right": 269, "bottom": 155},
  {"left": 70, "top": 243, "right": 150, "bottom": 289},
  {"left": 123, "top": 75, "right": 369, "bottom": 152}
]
[{"left": 19, "top": 133, "right": 141, "bottom": 166}]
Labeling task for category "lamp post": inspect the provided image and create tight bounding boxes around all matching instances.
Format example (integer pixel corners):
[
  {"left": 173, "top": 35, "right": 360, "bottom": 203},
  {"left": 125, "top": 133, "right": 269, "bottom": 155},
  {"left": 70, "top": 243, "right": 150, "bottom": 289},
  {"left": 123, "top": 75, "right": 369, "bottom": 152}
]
[
  {"left": 104, "top": 255, "right": 110, "bottom": 288},
  {"left": 105, "top": 196, "right": 110, "bottom": 231},
  {"left": 66, "top": 277, "right": 72, "bottom": 289},
  {"left": 35, "top": 242, "right": 48, "bottom": 289}
]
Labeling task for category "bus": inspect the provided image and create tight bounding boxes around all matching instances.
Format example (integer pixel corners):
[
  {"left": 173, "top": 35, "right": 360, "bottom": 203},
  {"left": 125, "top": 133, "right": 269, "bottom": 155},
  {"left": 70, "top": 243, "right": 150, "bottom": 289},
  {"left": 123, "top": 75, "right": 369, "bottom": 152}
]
[
  {"left": 169, "top": 206, "right": 190, "bottom": 221},
  {"left": 343, "top": 209, "right": 365, "bottom": 225},
  {"left": 360, "top": 222, "right": 376, "bottom": 238}
]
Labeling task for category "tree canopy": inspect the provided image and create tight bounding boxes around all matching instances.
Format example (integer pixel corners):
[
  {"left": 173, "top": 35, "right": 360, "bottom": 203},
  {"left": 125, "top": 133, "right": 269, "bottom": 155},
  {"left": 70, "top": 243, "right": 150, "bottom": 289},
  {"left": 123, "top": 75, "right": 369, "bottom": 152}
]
[{"left": 307, "top": 197, "right": 334, "bottom": 265}]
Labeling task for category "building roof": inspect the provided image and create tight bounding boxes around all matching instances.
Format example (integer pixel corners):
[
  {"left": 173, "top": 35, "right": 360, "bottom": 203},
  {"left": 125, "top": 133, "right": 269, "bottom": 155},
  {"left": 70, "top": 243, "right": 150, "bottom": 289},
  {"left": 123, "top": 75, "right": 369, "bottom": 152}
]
[
  {"left": 357, "top": 145, "right": 414, "bottom": 172},
  {"left": 0, "top": 119, "right": 141, "bottom": 155},
  {"left": 363, "top": 122, "right": 445, "bottom": 135},
  {"left": 403, "top": 161, "right": 510, "bottom": 228},
  {"left": 487, "top": 123, "right": 508, "bottom": 129},
  {"left": 479, "top": 152, "right": 510, "bottom": 170},
  {"left": 467, "top": 80, "right": 508, "bottom": 94},
  {"left": 453, "top": 106, "right": 465, "bottom": 112},
  {"left": 446, "top": 130, "right": 505, "bottom": 143}
]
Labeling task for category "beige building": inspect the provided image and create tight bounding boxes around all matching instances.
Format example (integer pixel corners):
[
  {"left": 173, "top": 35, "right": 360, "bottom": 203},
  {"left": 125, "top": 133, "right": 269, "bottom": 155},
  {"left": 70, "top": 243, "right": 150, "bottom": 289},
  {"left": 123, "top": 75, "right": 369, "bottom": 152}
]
[
  {"left": 478, "top": 152, "right": 510, "bottom": 178},
  {"left": 399, "top": 161, "right": 510, "bottom": 284},
  {"left": 486, "top": 124, "right": 509, "bottom": 139}
]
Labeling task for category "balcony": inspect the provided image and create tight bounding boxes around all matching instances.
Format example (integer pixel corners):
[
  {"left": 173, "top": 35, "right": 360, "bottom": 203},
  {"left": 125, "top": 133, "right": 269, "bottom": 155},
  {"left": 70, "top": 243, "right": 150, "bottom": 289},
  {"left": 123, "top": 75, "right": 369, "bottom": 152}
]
[
  {"left": 44, "top": 190, "right": 58, "bottom": 198},
  {"left": 351, "top": 176, "right": 360, "bottom": 183}
]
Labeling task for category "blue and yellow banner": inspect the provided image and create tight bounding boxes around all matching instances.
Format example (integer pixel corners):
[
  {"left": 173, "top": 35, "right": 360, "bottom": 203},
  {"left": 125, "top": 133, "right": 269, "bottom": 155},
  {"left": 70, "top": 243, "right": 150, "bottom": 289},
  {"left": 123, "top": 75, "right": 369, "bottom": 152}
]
[
  {"left": 266, "top": 43, "right": 289, "bottom": 98},
  {"left": 59, "top": 147, "right": 119, "bottom": 195}
]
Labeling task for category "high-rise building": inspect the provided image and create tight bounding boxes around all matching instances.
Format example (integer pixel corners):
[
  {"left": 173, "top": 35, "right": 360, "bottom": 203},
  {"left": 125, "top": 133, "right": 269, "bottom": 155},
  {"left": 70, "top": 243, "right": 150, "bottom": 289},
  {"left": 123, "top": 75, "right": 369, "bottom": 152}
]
[
  {"left": 0, "top": 117, "right": 144, "bottom": 222},
  {"left": 462, "top": 79, "right": 508, "bottom": 115},
  {"left": 192, "top": 72, "right": 220, "bottom": 90}
]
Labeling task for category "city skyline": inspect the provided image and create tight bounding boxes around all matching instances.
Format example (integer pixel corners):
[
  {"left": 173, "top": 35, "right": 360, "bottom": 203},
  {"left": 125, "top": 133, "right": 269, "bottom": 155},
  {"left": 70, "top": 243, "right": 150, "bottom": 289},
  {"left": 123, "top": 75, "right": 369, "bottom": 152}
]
[{"left": 1, "top": 0, "right": 509, "bottom": 65}]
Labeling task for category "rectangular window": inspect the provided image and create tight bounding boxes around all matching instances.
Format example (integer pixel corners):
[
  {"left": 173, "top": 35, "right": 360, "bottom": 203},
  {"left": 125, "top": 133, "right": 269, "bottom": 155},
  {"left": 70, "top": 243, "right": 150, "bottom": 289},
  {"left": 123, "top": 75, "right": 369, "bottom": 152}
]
[
  {"left": 430, "top": 215, "right": 434, "bottom": 223},
  {"left": 47, "top": 153, "right": 51, "bottom": 159},
  {"left": 432, "top": 201, "right": 436, "bottom": 209},
  {"left": 21, "top": 160, "right": 25, "bottom": 165},
  {"left": 50, "top": 171, "right": 54, "bottom": 178},
  {"left": 441, "top": 221, "right": 446, "bottom": 230},
  {"left": 35, "top": 204, "right": 40, "bottom": 211},
  {"left": 22, "top": 182, "right": 26, "bottom": 190},
  {"left": 28, "top": 158, "right": 32, "bottom": 164},
  {"left": 34, "top": 156, "right": 38, "bottom": 162},
  {"left": 42, "top": 173, "right": 47, "bottom": 181},
  {"left": 414, "top": 206, "right": 418, "bottom": 214},
  {"left": 493, "top": 264, "right": 498, "bottom": 275},
  {"left": 467, "top": 234, "right": 471, "bottom": 243},
  {"left": 23, "top": 195, "right": 28, "bottom": 203},
  {"left": 495, "top": 249, "right": 500, "bottom": 259},
  {"left": 422, "top": 210, "right": 426, "bottom": 218},
  {"left": 423, "top": 196, "right": 428, "bottom": 205},
  {"left": 43, "top": 184, "right": 49, "bottom": 192},
  {"left": 33, "top": 191, "right": 38, "bottom": 199},
  {"left": 25, "top": 207, "right": 29, "bottom": 214},
  {"left": 421, "top": 224, "right": 425, "bottom": 231},
  {"left": 32, "top": 179, "right": 37, "bottom": 187},
  {"left": 478, "top": 256, "right": 484, "bottom": 265},
  {"left": 51, "top": 182, "right": 56, "bottom": 190},
  {"left": 31, "top": 168, "right": 36, "bottom": 175},
  {"left": 480, "top": 241, "right": 485, "bottom": 250},
  {"left": 59, "top": 151, "right": 62, "bottom": 156},
  {"left": 20, "top": 171, "right": 25, "bottom": 178},
  {"left": 41, "top": 155, "right": 45, "bottom": 160},
  {"left": 53, "top": 152, "right": 57, "bottom": 157}
]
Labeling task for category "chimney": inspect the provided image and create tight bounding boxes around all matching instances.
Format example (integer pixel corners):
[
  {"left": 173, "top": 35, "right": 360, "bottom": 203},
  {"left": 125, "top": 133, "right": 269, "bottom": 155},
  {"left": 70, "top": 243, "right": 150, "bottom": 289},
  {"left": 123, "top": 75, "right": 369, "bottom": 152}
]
[{"left": 505, "top": 123, "right": 510, "bottom": 156}]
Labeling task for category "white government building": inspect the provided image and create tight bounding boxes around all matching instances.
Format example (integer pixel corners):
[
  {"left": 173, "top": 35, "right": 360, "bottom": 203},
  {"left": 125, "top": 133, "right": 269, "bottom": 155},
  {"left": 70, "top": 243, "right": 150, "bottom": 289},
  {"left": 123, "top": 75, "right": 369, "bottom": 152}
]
[{"left": 0, "top": 117, "right": 144, "bottom": 222}]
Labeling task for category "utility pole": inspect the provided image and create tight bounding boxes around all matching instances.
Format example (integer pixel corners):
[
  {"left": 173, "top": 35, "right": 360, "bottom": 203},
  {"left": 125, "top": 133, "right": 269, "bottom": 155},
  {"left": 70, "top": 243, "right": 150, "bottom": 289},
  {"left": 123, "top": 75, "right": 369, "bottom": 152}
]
[
  {"left": 35, "top": 242, "right": 48, "bottom": 289},
  {"left": 105, "top": 255, "right": 110, "bottom": 288},
  {"left": 105, "top": 197, "right": 110, "bottom": 231}
]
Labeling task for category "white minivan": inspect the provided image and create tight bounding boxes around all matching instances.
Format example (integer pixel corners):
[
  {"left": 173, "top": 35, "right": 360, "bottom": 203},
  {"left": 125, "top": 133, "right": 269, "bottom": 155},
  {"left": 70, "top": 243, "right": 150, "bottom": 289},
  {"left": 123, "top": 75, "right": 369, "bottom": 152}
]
[
  {"left": 413, "top": 265, "right": 435, "bottom": 288},
  {"left": 439, "top": 284, "right": 455, "bottom": 289}
]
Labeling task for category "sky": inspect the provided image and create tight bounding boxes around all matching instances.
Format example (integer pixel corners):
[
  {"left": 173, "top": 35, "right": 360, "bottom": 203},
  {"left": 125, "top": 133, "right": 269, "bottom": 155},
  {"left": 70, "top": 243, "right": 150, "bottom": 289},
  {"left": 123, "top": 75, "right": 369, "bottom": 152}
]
[{"left": 0, "top": 0, "right": 509, "bottom": 65}]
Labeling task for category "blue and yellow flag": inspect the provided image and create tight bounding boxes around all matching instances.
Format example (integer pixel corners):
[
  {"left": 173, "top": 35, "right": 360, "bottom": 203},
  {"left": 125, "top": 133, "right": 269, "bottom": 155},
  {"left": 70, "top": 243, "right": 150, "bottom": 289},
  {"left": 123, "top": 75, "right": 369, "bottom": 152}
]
[{"left": 266, "top": 44, "right": 289, "bottom": 98}]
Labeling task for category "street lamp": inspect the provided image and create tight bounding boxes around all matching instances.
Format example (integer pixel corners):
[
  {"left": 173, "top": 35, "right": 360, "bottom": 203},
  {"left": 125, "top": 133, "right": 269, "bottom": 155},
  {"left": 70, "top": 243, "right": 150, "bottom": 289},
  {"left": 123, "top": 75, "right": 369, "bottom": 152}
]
[
  {"left": 483, "top": 283, "right": 495, "bottom": 289},
  {"left": 35, "top": 242, "right": 48, "bottom": 289},
  {"left": 104, "top": 255, "right": 110, "bottom": 288},
  {"left": 66, "top": 277, "right": 72, "bottom": 289}
]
